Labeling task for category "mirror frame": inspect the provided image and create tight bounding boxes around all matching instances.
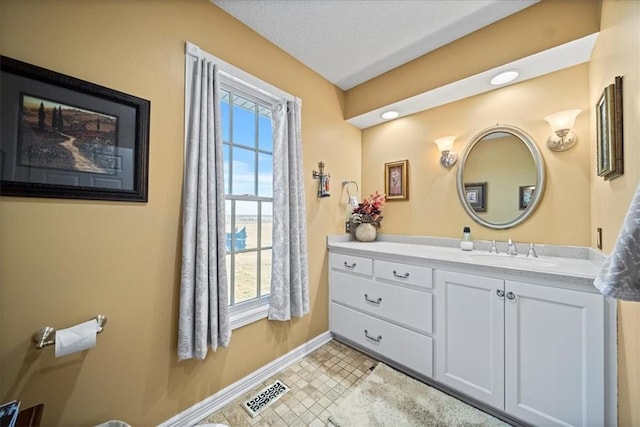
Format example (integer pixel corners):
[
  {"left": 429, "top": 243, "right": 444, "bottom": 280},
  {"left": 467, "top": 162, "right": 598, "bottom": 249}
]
[{"left": 456, "top": 124, "right": 546, "bottom": 230}]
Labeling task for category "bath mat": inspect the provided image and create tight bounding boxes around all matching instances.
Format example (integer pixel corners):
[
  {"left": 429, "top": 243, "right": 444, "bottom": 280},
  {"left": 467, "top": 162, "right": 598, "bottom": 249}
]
[
  {"left": 242, "top": 379, "right": 289, "bottom": 418},
  {"left": 328, "top": 363, "right": 508, "bottom": 426}
]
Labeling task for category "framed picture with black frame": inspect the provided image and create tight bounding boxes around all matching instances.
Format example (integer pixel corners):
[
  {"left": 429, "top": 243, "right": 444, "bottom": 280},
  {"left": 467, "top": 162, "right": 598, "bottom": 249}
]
[
  {"left": 464, "top": 182, "right": 486, "bottom": 212},
  {"left": 519, "top": 185, "right": 535, "bottom": 210},
  {"left": 0, "top": 55, "right": 150, "bottom": 201}
]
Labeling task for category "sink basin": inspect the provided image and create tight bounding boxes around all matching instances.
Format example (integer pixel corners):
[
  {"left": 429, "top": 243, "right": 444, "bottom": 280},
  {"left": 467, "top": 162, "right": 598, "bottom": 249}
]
[{"left": 469, "top": 253, "right": 558, "bottom": 268}]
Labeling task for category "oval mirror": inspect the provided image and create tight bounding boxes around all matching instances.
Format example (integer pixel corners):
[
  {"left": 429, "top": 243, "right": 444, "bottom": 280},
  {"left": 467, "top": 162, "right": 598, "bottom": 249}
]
[{"left": 456, "top": 124, "right": 545, "bottom": 230}]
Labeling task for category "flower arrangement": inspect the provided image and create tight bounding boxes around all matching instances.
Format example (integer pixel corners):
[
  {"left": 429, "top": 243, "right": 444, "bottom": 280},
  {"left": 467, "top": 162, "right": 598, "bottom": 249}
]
[{"left": 351, "top": 191, "right": 386, "bottom": 228}]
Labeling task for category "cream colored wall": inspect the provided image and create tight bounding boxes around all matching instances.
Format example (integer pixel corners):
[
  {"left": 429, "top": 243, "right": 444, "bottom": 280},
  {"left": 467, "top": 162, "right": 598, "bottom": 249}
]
[
  {"left": 361, "top": 64, "right": 591, "bottom": 245},
  {"left": 0, "top": 1, "right": 360, "bottom": 425},
  {"left": 589, "top": 1, "right": 640, "bottom": 425}
]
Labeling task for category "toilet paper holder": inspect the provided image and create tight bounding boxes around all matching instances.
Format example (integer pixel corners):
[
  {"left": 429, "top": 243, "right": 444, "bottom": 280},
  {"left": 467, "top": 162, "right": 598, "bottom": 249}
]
[{"left": 32, "top": 315, "right": 108, "bottom": 349}]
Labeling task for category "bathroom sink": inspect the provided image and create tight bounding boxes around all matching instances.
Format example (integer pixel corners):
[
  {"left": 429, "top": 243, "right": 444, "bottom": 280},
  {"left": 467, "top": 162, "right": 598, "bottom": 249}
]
[{"left": 469, "top": 253, "right": 559, "bottom": 268}]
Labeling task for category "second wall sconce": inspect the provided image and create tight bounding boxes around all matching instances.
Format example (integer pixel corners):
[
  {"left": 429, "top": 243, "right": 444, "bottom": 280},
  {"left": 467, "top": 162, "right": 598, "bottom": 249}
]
[
  {"left": 434, "top": 136, "right": 457, "bottom": 168},
  {"left": 544, "top": 109, "right": 581, "bottom": 152}
]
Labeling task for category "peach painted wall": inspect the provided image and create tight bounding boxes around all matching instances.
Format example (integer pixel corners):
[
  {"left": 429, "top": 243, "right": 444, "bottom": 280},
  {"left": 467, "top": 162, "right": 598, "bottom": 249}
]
[
  {"left": 0, "top": 1, "right": 360, "bottom": 425},
  {"left": 589, "top": 1, "right": 640, "bottom": 425}
]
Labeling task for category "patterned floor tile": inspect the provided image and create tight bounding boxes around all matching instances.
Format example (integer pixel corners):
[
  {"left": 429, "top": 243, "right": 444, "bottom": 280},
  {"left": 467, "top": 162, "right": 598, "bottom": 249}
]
[{"left": 197, "top": 340, "right": 376, "bottom": 426}]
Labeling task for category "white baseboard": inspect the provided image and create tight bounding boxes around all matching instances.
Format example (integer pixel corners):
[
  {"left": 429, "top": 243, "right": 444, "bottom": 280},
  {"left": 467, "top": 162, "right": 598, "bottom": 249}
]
[{"left": 159, "top": 331, "right": 333, "bottom": 427}]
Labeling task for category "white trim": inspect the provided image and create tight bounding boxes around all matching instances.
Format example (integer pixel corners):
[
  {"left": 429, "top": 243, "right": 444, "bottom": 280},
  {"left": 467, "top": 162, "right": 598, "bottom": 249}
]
[
  {"left": 186, "top": 41, "right": 294, "bottom": 103},
  {"left": 605, "top": 297, "right": 617, "bottom": 427},
  {"left": 229, "top": 298, "right": 269, "bottom": 330},
  {"left": 159, "top": 332, "right": 333, "bottom": 427}
]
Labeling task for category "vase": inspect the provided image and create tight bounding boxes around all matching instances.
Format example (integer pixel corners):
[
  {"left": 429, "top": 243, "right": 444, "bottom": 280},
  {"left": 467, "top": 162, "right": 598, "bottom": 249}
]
[{"left": 355, "top": 223, "right": 377, "bottom": 242}]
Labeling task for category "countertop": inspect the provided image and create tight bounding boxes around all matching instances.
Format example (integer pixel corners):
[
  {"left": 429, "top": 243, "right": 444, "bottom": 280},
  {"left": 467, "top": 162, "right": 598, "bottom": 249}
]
[{"left": 327, "top": 234, "right": 607, "bottom": 293}]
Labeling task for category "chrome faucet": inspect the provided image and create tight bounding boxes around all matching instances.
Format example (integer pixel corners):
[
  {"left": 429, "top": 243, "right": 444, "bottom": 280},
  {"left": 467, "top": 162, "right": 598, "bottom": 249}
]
[
  {"left": 507, "top": 239, "right": 518, "bottom": 256},
  {"left": 489, "top": 240, "right": 499, "bottom": 254},
  {"left": 526, "top": 242, "right": 538, "bottom": 258}
]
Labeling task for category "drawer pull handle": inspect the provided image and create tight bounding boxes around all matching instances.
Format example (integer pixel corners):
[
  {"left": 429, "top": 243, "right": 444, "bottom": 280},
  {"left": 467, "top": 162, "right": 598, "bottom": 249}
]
[
  {"left": 364, "top": 294, "right": 382, "bottom": 304},
  {"left": 364, "top": 329, "right": 382, "bottom": 343},
  {"left": 344, "top": 261, "right": 357, "bottom": 269},
  {"left": 506, "top": 291, "right": 517, "bottom": 301},
  {"left": 392, "top": 270, "right": 410, "bottom": 279},
  {"left": 496, "top": 289, "right": 505, "bottom": 298}
]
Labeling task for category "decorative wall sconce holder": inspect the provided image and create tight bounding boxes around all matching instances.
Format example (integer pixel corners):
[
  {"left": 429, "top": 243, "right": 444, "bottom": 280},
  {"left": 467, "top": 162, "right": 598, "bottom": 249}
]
[
  {"left": 544, "top": 109, "right": 581, "bottom": 152},
  {"left": 434, "top": 136, "right": 458, "bottom": 168},
  {"left": 312, "top": 161, "right": 331, "bottom": 198}
]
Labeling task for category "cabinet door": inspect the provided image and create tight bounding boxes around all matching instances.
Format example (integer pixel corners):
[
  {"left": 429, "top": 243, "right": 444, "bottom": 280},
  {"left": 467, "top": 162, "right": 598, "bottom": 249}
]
[
  {"left": 504, "top": 281, "right": 604, "bottom": 426},
  {"left": 435, "top": 271, "right": 505, "bottom": 408}
]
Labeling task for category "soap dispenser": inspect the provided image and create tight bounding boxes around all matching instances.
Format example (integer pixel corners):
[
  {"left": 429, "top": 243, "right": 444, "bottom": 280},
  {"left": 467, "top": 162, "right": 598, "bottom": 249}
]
[{"left": 461, "top": 226, "right": 474, "bottom": 251}]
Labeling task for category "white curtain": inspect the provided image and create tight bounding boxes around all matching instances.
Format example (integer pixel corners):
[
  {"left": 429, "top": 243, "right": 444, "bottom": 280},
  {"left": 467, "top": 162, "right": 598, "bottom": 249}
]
[
  {"left": 268, "top": 99, "right": 310, "bottom": 320},
  {"left": 178, "top": 57, "right": 231, "bottom": 360}
]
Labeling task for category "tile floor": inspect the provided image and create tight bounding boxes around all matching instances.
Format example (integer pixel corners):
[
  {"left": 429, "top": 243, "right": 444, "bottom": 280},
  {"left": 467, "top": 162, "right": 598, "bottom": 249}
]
[{"left": 197, "top": 340, "right": 378, "bottom": 427}]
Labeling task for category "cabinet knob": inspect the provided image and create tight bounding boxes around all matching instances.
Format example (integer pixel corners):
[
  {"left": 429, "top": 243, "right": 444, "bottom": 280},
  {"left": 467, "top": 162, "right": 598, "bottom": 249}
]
[
  {"left": 343, "top": 261, "right": 356, "bottom": 269},
  {"left": 496, "top": 289, "right": 505, "bottom": 298},
  {"left": 506, "top": 291, "right": 517, "bottom": 300},
  {"left": 364, "top": 329, "right": 382, "bottom": 343}
]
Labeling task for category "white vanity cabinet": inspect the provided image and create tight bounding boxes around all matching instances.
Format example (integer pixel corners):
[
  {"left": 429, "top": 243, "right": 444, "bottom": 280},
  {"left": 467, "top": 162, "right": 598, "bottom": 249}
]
[
  {"left": 329, "top": 252, "right": 434, "bottom": 377},
  {"left": 435, "top": 270, "right": 605, "bottom": 426}
]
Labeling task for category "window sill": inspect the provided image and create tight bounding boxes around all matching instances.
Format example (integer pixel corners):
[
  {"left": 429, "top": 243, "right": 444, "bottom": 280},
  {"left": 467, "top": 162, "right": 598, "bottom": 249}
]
[{"left": 229, "top": 298, "right": 269, "bottom": 330}]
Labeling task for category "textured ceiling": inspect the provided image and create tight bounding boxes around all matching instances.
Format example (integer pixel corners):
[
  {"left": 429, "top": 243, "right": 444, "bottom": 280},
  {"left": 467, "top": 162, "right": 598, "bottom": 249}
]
[{"left": 212, "top": 0, "right": 538, "bottom": 90}]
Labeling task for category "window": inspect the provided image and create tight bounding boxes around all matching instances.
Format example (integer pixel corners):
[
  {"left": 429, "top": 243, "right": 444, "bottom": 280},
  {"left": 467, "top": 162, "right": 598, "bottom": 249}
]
[
  {"left": 185, "top": 42, "right": 293, "bottom": 329},
  {"left": 221, "top": 84, "right": 274, "bottom": 325}
]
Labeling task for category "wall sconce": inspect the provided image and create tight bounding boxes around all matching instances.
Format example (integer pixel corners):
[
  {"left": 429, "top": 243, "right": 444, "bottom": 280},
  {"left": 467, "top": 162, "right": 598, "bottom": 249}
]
[
  {"left": 544, "top": 109, "right": 581, "bottom": 151},
  {"left": 434, "top": 136, "right": 457, "bottom": 168}
]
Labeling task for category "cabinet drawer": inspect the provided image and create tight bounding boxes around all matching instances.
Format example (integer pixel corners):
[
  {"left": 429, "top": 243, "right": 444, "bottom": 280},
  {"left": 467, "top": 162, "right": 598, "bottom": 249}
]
[
  {"left": 330, "top": 253, "right": 373, "bottom": 276},
  {"left": 375, "top": 260, "right": 432, "bottom": 289},
  {"left": 331, "top": 271, "right": 432, "bottom": 334},
  {"left": 331, "top": 303, "right": 433, "bottom": 377}
]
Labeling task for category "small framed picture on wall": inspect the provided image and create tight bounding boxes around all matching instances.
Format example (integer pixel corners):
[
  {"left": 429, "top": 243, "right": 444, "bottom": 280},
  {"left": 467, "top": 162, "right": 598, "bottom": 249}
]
[
  {"left": 384, "top": 160, "right": 408, "bottom": 200},
  {"left": 464, "top": 182, "right": 486, "bottom": 212},
  {"left": 519, "top": 185, "right": 535, "bottom": 210}
]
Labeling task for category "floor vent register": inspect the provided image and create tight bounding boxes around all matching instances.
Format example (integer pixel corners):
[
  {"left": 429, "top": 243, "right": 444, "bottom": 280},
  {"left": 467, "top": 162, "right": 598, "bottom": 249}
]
[{"left": 242, "top": 380, "right": 290, "bottom": 418}]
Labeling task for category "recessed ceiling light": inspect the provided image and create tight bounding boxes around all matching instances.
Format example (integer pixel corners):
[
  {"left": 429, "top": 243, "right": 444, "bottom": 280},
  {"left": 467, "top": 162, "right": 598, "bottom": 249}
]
[
  {"left": 381, "top": 110, "right": 399, "bottom": 120},
  {"left": 490, "top": 70, "right": 519, "bottom": 86}
]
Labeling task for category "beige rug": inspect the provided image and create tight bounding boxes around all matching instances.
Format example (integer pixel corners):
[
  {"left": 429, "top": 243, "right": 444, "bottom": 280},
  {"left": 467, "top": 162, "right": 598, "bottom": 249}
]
[{"left": 328, "top": 363, "right": 509, "bottom": 427}]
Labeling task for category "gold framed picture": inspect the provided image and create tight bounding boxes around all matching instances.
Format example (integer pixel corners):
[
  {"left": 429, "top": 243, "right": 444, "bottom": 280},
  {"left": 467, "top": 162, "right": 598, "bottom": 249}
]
[
  {"left": 596, "top": 76, "right": 624, "bottom": 180},
  {"left": 384, "top": 160, "right": 408, "bottom": 200}
]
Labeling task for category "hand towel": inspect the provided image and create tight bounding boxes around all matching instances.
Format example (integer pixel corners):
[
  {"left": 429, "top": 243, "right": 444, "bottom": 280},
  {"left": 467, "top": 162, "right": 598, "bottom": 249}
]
[{"left": 594, "top": 182, "right": 640, "bottom": 301}]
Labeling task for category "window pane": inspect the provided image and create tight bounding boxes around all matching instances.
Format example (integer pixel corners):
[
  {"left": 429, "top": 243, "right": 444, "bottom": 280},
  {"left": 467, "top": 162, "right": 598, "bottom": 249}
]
[
  {"left": 221, "top": 90, "right": 230, "bottom": 142},
  {"left": 261, "top": 249, "right": 272, "bottom": 296},
  {"left": 231, "top": 146, "right": 256, "bottom": 195},
  {"left": 223, "top": 144, "right": 230, "bottom": 195},
  {"left": 236, "top": 201, "right": 257, "bottom": 250},
  {"left": 261, "top": 202, "right": 272, "bottom": 248},
  {"left": 258, "top": 114, "right": 272, "bottom": 152},
  {"left": 258, "top": 152, "right": 273, "bottom": 197},
  {"left": 232, "top": 95, "right": 256, "bottom": 147},
  {"left": 234, "top": 251, "right": 258, "bottom": 304}
]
